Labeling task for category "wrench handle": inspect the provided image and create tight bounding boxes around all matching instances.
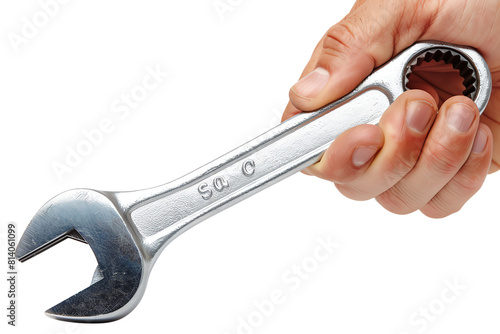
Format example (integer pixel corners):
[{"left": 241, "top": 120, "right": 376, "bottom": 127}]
[
  {"left": 116, "top": 41, "right": 491, "bottom": 261},
  {"left": 128, "top": 84, "right": 392, "bottom": 250}
]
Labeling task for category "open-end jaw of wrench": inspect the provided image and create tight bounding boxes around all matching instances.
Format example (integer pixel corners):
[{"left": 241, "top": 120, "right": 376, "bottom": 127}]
[{"left": 16, "top": 41, "right": 492, "bottom": 322}]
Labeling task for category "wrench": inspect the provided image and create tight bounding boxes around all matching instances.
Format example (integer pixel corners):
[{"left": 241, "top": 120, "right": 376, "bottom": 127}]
[{"left": 16, "top": 41, "right": 491, "bottom": 322}]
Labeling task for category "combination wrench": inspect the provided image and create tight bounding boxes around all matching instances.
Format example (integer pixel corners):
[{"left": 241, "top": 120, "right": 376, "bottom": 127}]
[{"left": 16, "top": 41, "right": 492, "bottom": 322}]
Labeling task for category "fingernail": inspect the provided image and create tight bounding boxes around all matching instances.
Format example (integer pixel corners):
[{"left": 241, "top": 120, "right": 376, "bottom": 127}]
[
  {"left": 291, "top": 67, "right": 330, "bottom": 100},
  {"left": 472, "top": 128, "right": 488, "bottom": 153},
  {"left": 406, "top": 100, "right": 435, "bottom": 133},
  {"left": 446, "top": 103, "right": 475, "bottom": 133},
  {"left": 352, "top": 146, "right": 379, "bottom": 167}
]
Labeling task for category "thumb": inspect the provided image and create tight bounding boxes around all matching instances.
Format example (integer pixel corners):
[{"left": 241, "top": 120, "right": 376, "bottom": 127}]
[{"left": 289, "top": 0, "right": 439, "bottom": 111}]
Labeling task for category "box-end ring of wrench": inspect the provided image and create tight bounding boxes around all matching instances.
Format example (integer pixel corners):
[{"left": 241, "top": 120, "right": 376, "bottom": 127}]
[{"left": 16, "top": 41, "right": 492, "bottom": 322}]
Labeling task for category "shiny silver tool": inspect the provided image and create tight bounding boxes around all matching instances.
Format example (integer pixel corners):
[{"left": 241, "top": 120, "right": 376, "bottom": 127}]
[{"left": 16, "top": 41, "right": 492, "bottom": 322}]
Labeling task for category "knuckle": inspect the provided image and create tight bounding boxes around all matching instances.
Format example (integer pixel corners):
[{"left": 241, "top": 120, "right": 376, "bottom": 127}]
[
  {"left": 382, "top": 148, "right": 421, "bottom": 185},
  {"left": 421, "top": 196, "right": 460, "bottom": 219},
  {"left": 422, "top": 138, "right": 465, "bottom": 176},
  {"left": 335, "top": 183, "right": 372, "bottom": 201},
  {"left": 421, "top": 205, "right": 452, "bottom": 219},
  {"left": 376, "top": 186, "right": 418, "bottom": 215},
  {"left": 322, "top": 22, "right": 361, "bottom": 59},
  {"left": 453, "top": 171, "right": 484, "bottom": 193}
]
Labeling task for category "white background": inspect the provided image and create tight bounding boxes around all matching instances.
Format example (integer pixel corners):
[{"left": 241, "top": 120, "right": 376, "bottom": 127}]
[{"left": 2, "top": 0, "right": 500, "bottom": 333}]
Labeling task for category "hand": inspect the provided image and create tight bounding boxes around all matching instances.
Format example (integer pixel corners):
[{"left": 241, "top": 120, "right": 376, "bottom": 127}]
[{"left": 282, "top": 0, "right": 500, "bottom": 218}]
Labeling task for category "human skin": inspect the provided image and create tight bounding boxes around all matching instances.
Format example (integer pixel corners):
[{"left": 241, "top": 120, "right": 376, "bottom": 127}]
[{"left": 281, "top": 0, "right": 500, "bottom": 218}]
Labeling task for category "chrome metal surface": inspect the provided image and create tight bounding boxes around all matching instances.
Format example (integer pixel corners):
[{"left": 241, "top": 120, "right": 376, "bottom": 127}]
[{"left": 16, "top": 41, "right": 492, "bottom": 322}]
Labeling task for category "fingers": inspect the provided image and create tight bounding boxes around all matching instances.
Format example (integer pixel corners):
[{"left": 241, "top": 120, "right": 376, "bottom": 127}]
[
  {"left": 279, "top": 0, "right": 498, "bottom": 217},
  {"left": 375, "top": 96, "right": 487, "bottom": 216},
  {"left": 307, "top": 89, "right": 438, "bottom": 200},
  {"left": 288, "top": 0, "right": 440, "bottom": 112},
  {"left": 305, "top": 90, "right": 492, "bottom": 218},
  {"left": 420, "top": 123, "right": 493, "bottom": 218},
  {"left": 481, "top": 113, "right": 500, "bottom": 173}
]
